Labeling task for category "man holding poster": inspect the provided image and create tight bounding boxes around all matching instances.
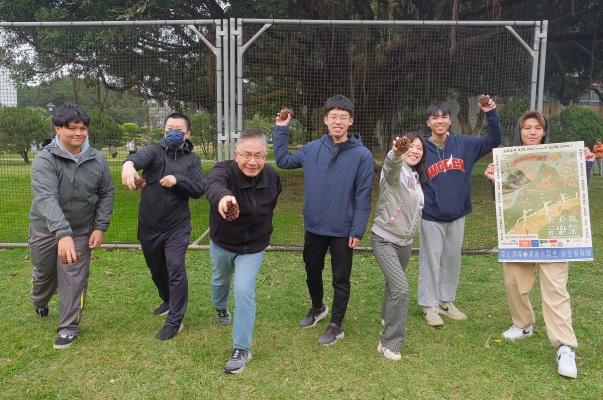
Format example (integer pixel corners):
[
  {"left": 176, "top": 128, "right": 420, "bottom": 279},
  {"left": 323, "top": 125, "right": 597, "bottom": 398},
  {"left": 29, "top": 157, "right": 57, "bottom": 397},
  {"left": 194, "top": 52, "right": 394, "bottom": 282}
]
[{"left": 485, "top": 110, "right": 594, "bottom": 379}]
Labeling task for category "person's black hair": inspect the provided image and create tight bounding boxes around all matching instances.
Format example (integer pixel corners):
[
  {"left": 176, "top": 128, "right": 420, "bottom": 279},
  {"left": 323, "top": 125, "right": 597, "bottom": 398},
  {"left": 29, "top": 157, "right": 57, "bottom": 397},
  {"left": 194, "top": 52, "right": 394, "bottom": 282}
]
[
  {"left": 52, "top": 103, "right": 91, "bottom": 127},
  {"left": 403, "top": 132, "right": 427, "bottom": 192},
  {"left": 164, "top": 112, "right": 191, "bottom": 132},
  {"left": 324, "top": 94, "right": 354, "bottom": 117},
  {"left": 425, "top": 102, "right": 452, "bottom": 119}
]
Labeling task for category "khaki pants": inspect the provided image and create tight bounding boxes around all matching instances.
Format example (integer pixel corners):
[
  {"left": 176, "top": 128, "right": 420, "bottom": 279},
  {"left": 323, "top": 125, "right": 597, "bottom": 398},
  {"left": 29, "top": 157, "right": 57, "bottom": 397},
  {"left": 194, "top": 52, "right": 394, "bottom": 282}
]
[{"left": 503, "top": 261, "right": 577, "bottom": 348}]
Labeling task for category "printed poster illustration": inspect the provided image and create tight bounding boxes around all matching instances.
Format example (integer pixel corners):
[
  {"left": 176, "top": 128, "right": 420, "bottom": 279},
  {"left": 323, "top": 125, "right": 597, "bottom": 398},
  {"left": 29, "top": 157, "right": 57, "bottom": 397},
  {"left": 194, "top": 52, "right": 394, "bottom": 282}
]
[{"left": 492, "top": 141, "right": 593, "bottom": 262}]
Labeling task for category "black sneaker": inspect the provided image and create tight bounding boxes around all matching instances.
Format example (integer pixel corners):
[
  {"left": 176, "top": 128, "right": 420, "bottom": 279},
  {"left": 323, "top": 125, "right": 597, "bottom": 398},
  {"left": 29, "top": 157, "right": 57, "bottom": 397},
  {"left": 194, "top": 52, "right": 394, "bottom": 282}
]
[
  {"left": 216, "top": 308, "right": 231, "bottom": 325},
  {"left": 317, "top": 322, "right": 344, "bottom": 346},
  {"left": 153, "top": 302, "right": 170, "bottom": 316},
  {"left": 34, "top": 304, "right": 49, "bottom": 318},
  {"left": 299, "top": 304, "right": 329, "bottom": 328},
  {"left": 224, "top": 348, "right": 252, "bottom": 374},
  {"left": 156, "top": 323, "right": 184, "bottom": 340},
  {"left": 53, "top": 334, "right": 77, "bottom": 349}
]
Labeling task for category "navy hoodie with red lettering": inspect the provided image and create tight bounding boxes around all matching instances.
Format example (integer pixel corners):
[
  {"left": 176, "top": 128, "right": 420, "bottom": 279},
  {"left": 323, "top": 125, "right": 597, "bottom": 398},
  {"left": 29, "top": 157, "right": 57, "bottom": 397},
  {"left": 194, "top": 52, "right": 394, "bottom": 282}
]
[{"left": 422, "top": 108, "right": 502, "bottom": 223}]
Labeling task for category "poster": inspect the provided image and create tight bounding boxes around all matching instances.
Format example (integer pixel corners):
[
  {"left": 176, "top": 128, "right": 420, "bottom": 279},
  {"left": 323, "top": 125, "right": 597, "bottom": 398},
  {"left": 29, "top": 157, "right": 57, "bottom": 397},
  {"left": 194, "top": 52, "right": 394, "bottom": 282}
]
[{"left": 492, "top": 141, "right": 593, "bottom": 262}]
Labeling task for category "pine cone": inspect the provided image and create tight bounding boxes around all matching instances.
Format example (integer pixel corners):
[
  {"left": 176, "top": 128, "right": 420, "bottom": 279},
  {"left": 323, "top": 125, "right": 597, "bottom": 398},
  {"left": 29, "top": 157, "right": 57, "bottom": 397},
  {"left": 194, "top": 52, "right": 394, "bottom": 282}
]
[
  {"left": 279, "top": 109, "right": 293, "bottom": 120},
  {"left": 61, "top": 252, "right": 80, "bottom": 264},
  {"left": 224, "top": 201, "right": 239, "bottom": 222},
  {"left": 479, "top": 94, "right": 491, "bottom": 107},
  {"left": 394, "top": 136, "right": 411, "bottom": 153},
  {"left": 134, "top": 177, "right": 146, "bottom": 190}
]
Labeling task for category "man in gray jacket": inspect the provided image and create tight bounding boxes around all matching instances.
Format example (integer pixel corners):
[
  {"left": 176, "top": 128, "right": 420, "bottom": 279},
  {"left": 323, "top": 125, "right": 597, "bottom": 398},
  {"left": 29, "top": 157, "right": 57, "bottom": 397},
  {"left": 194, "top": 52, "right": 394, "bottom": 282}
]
[{"left": 29, "top": 103, "right": 114, "bottom": 350}]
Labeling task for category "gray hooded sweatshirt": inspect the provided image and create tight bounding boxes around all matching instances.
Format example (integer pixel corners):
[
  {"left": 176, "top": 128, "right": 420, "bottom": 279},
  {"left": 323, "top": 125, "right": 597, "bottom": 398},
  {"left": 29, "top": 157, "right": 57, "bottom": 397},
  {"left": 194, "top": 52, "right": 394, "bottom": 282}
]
[{"left": 29, "top": 141, "right": 115, "bottom": 240}]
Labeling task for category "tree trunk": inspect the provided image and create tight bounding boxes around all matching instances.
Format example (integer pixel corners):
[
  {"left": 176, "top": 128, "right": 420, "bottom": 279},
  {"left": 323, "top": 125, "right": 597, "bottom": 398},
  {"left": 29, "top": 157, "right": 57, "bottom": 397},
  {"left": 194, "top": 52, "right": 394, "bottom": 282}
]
[{"left": 19, "top": 150, "right": 30, "bottom": 164}]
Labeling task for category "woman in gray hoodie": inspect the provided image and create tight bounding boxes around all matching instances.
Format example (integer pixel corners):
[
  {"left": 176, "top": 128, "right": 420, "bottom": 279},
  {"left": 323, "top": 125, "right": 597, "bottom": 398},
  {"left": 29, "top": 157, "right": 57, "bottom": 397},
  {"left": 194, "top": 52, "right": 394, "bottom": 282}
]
[{"left": 371, "top": 132, "right": 426, "bottom": 360}]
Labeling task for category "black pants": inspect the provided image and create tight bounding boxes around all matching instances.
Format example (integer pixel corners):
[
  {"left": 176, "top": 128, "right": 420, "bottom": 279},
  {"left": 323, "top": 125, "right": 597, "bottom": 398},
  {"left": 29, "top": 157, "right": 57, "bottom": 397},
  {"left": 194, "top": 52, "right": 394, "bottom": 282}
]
[
  {"left": 303, "top": 231, "right": 354, "bottom": 326},
  {"left": 128, "top": 150, "right": 137, "bottom": 156},
  {"left": 138, "top": 222, "right": 191, "bottom": 327}
]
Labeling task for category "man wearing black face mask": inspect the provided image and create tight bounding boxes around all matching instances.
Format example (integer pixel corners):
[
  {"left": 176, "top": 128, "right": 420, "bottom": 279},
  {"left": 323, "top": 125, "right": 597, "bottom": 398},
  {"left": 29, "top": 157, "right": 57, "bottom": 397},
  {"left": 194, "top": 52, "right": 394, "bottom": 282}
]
[{"left": 122, "top": 113, "right": 206, "bottom": 340}]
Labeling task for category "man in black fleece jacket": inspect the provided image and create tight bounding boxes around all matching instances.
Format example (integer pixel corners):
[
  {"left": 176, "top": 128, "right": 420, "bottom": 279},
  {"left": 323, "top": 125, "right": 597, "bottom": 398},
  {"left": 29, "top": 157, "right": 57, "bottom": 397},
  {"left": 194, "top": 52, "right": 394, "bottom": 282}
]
[
  {"left": 205, "top": 129, "right": 282, "bottom": 374},
  {"left": 122, "top": 113, "right": 206, "bottom": 341}
]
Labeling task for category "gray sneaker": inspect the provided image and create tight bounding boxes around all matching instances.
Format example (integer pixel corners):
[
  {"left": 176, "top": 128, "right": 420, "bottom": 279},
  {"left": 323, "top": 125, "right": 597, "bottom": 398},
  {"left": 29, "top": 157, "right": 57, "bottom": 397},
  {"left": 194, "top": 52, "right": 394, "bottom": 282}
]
[
  {"left": 34, "top": 304, "right": 49, "bottom": 318},
  {"left": 317, "top": 322, "right": 344, "bottom": 346},
  {"left": 224, "top": 348, "right": 252, "bottom": 374},
  {"left": 299, "top": 304, "right": 328, "bottom": 328},
  {"left": 216, "top": 308, "right": 231, "bottom": 325}
]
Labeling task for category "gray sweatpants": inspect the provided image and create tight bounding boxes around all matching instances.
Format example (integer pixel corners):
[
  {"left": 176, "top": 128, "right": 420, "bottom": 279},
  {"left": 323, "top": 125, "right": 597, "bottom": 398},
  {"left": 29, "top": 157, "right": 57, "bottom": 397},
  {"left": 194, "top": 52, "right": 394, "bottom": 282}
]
[
  {"left": 29, "top": 224, "right": 93, "bottom": 336},
  {"left": 418, "top": 217, "right": 465, "bottom": 307},
  {"left": 372, "top": 233, "right": 412, "bottom": 352}
]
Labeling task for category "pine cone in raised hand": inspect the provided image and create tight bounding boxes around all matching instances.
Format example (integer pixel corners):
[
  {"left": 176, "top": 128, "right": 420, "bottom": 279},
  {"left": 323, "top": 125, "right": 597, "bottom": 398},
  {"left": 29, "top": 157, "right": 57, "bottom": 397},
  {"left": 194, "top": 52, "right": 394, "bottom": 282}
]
[
  {"left": 279, "top": 109, "right": 293, "bottom": 120},
  {"left": 479, "top": 94, "right": 491, "bottom": 107},
  {"left": 134, "top": 177, "right": 146, "bottom": 190},
  {"left": 224, "top": 201, "right": 239, "bottom": 222},
  {"left": 61, "top": 252, "right": 80, "bottom": 264},
  {"left": 394, "top": 136, "right": 411, "bottom": 153}
]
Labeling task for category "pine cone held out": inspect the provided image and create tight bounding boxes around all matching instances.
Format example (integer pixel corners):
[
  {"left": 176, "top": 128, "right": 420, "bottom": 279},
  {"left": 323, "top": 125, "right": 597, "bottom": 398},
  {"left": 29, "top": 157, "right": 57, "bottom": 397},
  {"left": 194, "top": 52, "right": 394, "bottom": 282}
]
[
  {"left": 224, "top": 201, "right": 239, "bottom": 222},
  {"left": 479, "top": 94, "right": 491, "bottom": 107},
  {"left": 394, "top": 136, "right": 411, "bottom": 153},
  {"left": 61, "top": 252, "right": 80, "bottom": 264},
  {"left": 134, "top": 177, "right": 146, "bottom": 190}
]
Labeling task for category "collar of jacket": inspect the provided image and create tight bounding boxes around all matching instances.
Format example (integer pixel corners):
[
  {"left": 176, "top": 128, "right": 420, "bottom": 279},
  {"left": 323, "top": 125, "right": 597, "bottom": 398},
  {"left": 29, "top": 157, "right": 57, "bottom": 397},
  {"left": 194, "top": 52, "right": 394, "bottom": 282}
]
[
  {"left": 44, "top": 141, "right": 94, "bottom": 163},
  {"left": 233, "top": 161, "right": 267, "bottom": 190}
]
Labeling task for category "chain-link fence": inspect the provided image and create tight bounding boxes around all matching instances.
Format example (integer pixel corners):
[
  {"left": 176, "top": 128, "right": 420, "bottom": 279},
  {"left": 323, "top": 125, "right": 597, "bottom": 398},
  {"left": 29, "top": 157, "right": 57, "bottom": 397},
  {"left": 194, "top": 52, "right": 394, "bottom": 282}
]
[{"left": 0, "top": 20, "right": 546, "bottom": 250}]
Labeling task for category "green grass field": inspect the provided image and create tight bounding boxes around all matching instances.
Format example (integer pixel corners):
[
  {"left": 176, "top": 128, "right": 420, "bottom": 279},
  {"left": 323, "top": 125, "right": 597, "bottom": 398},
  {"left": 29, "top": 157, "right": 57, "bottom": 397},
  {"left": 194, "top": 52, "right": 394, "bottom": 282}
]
[{"left": 1, "top": 242, "right": 601, "bottom": 398}]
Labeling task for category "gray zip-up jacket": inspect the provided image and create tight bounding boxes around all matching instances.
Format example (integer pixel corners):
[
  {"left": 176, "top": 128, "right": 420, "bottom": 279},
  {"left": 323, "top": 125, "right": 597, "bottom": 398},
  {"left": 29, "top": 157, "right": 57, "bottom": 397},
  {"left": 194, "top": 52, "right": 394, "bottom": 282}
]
[
  {"left": 372, "top": 150, "right": 424, "bottom": 246},
  {"left": 29, "top": 142, "right": 115, "bottom": 240}
]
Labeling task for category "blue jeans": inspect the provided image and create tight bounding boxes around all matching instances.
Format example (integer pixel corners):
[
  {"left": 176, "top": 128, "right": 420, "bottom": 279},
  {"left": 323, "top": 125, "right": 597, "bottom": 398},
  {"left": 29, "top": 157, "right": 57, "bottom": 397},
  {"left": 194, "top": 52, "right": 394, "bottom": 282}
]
[{"left": 210, "top": 241, "right": 265, "bottom": 351}]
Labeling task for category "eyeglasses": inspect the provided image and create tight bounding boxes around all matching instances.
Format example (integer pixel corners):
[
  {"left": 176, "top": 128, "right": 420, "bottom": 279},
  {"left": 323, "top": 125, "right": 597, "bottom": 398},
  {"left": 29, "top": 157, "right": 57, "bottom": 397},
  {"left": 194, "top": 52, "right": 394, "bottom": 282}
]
[
  {"left": 237, "top": 153, "right": 267, "bottom": 162},
  {"left": 327, "top": 115, "right": 350, "bottom": 122}
]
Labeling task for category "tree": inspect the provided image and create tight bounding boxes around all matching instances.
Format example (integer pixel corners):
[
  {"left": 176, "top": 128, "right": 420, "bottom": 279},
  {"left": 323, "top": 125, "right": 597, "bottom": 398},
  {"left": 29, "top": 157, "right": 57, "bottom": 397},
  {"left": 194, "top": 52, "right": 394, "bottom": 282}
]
[
  {"left": 0, "top": 106, "right": 47, "bottom": 163},
  {"left": 88, "top": 108, "right": 123, "bottom": 151},
  {"left": 189, "top": 112, "right": 217, "bottom": 160},
  {"left": 548, "top": 105, "right": 603, "bottom": 148}
]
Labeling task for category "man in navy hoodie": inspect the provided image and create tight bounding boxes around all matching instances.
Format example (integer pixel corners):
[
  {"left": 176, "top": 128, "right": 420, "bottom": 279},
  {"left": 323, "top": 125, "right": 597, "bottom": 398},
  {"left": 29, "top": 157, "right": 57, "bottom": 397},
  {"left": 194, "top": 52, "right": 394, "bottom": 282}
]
[
  {"left": 273, "top": 95, "right": 374, "bottom": 345},
  {"left": 419, "top": 99, "right": 501, "bottom": 326}
]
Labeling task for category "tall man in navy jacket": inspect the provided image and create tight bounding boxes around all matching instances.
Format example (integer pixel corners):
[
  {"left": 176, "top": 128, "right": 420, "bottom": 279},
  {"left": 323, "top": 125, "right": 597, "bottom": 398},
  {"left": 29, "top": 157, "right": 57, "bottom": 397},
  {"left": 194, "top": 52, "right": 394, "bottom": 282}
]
[
  {"left": 122, "top": 113, "right": 206, "bottom": 340},
  {"left": 419, "top": 99, "right": 502, "bottom": 326},
  {"left": 273, "top": 95, "right": 374, "bottom": 346}
]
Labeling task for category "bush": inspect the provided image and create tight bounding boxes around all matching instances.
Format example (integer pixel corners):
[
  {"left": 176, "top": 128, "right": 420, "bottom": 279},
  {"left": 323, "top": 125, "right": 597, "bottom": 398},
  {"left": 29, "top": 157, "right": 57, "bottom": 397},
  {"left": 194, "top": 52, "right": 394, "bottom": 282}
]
[{"left": 548, "top": 105, "right": 603, "bottom": 148}]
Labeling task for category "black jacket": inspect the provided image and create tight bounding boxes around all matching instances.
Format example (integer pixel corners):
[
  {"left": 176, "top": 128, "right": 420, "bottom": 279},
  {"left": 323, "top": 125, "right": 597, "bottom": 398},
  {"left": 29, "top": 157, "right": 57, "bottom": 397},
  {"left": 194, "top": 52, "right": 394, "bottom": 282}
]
[
  {"left": 205, "top": 160, "right": 282, "bottom": 254},
  {"left": 125, "top": 138, "right": 206, "bottom": 232}
]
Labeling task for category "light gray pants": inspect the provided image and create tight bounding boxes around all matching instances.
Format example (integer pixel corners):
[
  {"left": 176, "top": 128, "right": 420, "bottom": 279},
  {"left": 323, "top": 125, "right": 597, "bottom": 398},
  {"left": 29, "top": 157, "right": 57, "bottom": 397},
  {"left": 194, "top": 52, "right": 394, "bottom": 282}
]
[
  {"left": 372, "top": 233, "right": 412, "bottom": 352},
  {"left": 595, "top": 158, "right": 603, "bottom": 175},
  {"left": 29, "top": 224, "right": 93, "bottom": 336},
  {"left": 418, "top": 217, "right": 465, "bottom": 307}
]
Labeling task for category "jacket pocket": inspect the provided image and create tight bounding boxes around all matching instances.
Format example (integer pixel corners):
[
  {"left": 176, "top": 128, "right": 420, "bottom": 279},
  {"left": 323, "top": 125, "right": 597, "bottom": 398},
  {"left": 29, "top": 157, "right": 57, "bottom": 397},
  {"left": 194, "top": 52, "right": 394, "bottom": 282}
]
[{"left": 427, "top": 182, "right": 470, "bottom": 220}]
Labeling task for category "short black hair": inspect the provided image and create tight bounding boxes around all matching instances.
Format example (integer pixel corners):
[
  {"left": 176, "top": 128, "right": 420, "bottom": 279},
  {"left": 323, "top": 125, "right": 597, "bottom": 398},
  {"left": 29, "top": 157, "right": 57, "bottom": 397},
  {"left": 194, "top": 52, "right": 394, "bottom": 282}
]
[
  {"left": 52, "top": 103, "right": 91, "bottom": 128},
  {"left": 425, "top": 102, "right": 452, "bottom": 119},
  {"left": 164, "top": 113, "right": 191, "bottom": 132},
  {"left": 324, "top": 95, "right": 354, "bottom": 117}
]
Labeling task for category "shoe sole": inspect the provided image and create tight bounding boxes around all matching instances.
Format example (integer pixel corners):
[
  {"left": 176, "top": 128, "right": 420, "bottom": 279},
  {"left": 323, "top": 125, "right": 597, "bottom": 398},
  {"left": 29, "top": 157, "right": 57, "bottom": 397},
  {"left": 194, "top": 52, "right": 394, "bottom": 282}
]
[
  {"left": 424, "top": 315, "right": 444, "bottom": 326},
  {"left": 53, "top": 339, "right": 76, "bottom": 350},
  {"left": 153, "top": 309, "right": 170, "bottom": 316},
  {"left": 300, "top": 306, "right": 329, "bottom": 329},
  {"left": 557, "top": 369, "right": 577, "bottom": 379},
  {"left": 317, "top": 331, "right": 344, "bottom": 346}
]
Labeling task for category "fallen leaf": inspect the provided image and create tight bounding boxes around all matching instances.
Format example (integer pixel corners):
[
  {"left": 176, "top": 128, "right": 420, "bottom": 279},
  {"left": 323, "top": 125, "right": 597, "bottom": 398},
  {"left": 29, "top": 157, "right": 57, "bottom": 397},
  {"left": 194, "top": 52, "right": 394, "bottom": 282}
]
[
  {"left": 104, "top": 271, "right": 112, "bottom": 275},
  {"left": 285, "top": 377, "right": 289, "bottom": 381},
  {"left": 267, "top": 295, "right": 271, "bottom": 299},
  {"left": 110, "top": 379, "right": 115, "bottom": 383},
  {"left": 353, "top": 316, "right": 359, "bottom": 322},
  {"left": 354, "top": 281, "right": 359, "bottom": 285},
  {"left": 91, "top": 255, "right": 99, "bottom": 260},
  {"left": 0, "top": 249, "right": 6, "bottom": 252},
  {"left": 10, "top": 271, "right": 19, "bottom": 277},
  {"left": 129, "top": 248, "right": 137, "bottom": 252},
  {"left": 494, "top": 339, "right": 501, "bottom": 343},
  {"left": 458, "top": 334, "right": 464, "bottom": 338},
  {"left": 24, "top": 255, "right": 29, "bottom": 260},
  {"left": 361, "top": 258, "right": 366, "bottom": 261}
]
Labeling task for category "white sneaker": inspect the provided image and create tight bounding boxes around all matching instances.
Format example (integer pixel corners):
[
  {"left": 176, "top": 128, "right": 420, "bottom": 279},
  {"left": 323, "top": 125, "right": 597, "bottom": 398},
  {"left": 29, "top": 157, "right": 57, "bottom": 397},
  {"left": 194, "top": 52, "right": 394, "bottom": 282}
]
[
  {"left": 557, "top": 345, "right": 577, "bottom": 379},
  {"left": 377, "top": 341, "right": 401, "bottom": 361},
  {"left": 437, "top": 302, "right": 467, "bottom": 320},
  {"left": 502, "top": 325, "right": 533, "bottom": 340},
  {"left": 423, "top": 307, "right": 444, "bottom": 326},
  {"left": 380, "top": 319, "right": 385, "bottom": 327}
]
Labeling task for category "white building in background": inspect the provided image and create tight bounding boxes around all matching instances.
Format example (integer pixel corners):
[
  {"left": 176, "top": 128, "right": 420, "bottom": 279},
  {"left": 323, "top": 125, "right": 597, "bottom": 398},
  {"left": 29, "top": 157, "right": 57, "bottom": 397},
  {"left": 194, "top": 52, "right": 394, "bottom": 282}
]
[{"left": 0, "top": 67, "right": 17, "bottom": 106}]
